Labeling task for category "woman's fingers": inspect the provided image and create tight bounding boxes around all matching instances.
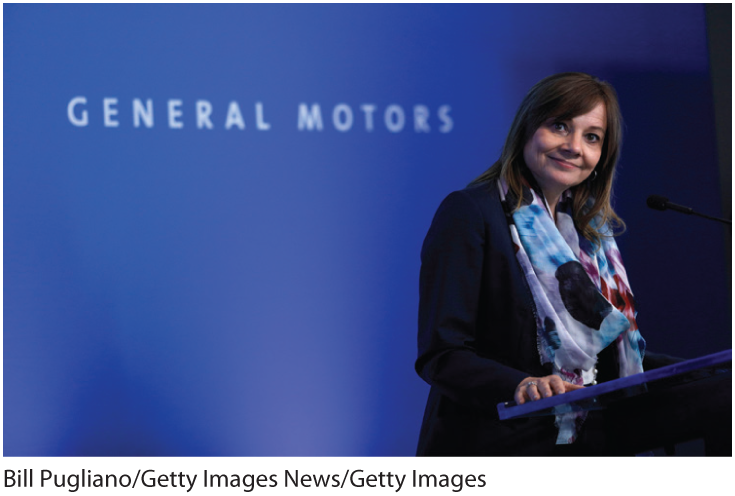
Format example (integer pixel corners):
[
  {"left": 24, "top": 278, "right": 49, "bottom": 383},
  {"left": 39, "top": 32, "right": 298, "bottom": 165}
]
[
  {"left": 526, "top": 382, "right": 540, "bottom": 401},
  {"left": 515, "top": 379, "right": 537, "bottom": 404},
  {"left": 547, "top": 375, "right": 567, "bottom": 395},
  {"left": 563, "top": 382, "right": 585, "bottom": 393},
  {"left": 536, "top": 380, "right": 554, "bottom": 398},
  {"left": 515, "top": 375, "right": 585, "bottom": 404}
]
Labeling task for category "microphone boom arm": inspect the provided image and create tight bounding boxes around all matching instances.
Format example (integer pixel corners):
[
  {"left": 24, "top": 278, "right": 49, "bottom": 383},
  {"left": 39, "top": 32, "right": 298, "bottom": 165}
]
[{"left": 646, "top": 194, "right": 731, "bottom": 225}]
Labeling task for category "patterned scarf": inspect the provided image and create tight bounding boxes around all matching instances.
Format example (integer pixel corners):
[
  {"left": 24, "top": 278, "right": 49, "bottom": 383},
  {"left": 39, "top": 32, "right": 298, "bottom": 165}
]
[{"left": 499, "top": 178, "right": 646, "bottom": 444}]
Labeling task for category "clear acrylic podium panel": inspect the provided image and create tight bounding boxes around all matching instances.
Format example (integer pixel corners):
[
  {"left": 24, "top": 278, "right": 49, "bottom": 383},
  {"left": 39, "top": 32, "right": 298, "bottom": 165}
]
[{"left": 497, "top": 349, "right": 732, "bottom": 421}]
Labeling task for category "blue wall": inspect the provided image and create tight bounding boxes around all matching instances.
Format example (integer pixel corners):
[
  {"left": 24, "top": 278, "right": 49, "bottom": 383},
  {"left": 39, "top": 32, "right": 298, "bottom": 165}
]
[{"left": 4, "top": 4, "right": 728, "bottom": 456}]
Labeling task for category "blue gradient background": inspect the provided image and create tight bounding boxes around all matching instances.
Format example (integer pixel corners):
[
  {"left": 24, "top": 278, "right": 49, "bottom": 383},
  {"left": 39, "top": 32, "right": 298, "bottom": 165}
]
[{"left": 4, "top": 4, "right": 729, "bottom": 455}]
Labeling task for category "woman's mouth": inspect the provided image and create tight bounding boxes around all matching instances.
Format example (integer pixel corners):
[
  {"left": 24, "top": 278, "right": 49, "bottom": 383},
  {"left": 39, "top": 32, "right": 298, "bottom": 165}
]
[{"left": 549, "top": 156, "right": 577, "bottom": 169}]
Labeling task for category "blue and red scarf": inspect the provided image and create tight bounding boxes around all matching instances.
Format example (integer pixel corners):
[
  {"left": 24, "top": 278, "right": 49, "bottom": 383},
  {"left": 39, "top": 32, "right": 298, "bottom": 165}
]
[{"left": 499, "top": 178, "right": 646, "bottom": 444}]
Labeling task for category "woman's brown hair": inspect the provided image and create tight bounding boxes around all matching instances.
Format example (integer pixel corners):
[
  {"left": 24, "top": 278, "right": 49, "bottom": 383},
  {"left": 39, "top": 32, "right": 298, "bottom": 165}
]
[{"left": 472, "top": 72, "right": 625, "bottom": 243}]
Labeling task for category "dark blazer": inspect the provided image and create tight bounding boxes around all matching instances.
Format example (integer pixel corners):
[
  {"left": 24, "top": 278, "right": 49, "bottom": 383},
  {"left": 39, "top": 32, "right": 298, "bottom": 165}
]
[{"left": 415, "top": 181, "right": 674, "bottom": 456}]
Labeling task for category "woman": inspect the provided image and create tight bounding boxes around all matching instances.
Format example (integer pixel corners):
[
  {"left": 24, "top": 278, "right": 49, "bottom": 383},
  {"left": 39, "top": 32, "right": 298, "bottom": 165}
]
[{"left": 416, "top": 72, "right": 665, "bottom": 456}]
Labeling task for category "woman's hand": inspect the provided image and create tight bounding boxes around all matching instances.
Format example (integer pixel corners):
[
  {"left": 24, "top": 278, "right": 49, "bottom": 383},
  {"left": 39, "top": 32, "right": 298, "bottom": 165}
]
[{"left": 514, "top": 376, "right": 584, "bottom": 405}]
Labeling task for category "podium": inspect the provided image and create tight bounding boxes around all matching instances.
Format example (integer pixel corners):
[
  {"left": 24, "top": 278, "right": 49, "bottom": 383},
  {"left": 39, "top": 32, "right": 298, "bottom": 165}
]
[{"left": 497, "top": 350, "right": 732, "bottom": 455}]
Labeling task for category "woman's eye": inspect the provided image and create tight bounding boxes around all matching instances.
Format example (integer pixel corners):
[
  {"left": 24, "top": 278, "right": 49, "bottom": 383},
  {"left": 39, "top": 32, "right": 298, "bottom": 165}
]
[
  {"left": 586, "top": 133, "right": 601, "bottom": 143},
  {"left": 552, "top": 122, "right": 567, "bottom": 132}
]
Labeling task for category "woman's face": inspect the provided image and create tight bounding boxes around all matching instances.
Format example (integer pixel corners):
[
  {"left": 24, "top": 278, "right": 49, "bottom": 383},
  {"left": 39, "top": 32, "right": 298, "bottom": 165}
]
[{"left": 523, "top": 101, "right": 606, "bottom": 205}]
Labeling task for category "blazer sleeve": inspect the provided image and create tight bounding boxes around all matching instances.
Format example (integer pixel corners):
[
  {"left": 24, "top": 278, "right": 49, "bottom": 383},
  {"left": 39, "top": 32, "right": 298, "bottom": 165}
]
[{"left": 416, "top": 190, "right": 529, "bottom": 410}]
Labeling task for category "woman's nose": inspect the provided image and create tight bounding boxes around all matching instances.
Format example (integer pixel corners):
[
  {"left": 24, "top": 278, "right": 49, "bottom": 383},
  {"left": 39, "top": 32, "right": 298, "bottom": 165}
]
[{"left": 561, "top": 132, "right": 582, "bottom": 155}]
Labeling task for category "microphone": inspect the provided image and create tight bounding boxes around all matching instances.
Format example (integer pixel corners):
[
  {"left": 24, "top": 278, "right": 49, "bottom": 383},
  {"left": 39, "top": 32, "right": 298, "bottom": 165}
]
[
  {"left": 646, "top": 195, "right": 693, "bottom": 214},
  {"left": 646, "top": 194, "right": 731, "bottom": 225}
]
